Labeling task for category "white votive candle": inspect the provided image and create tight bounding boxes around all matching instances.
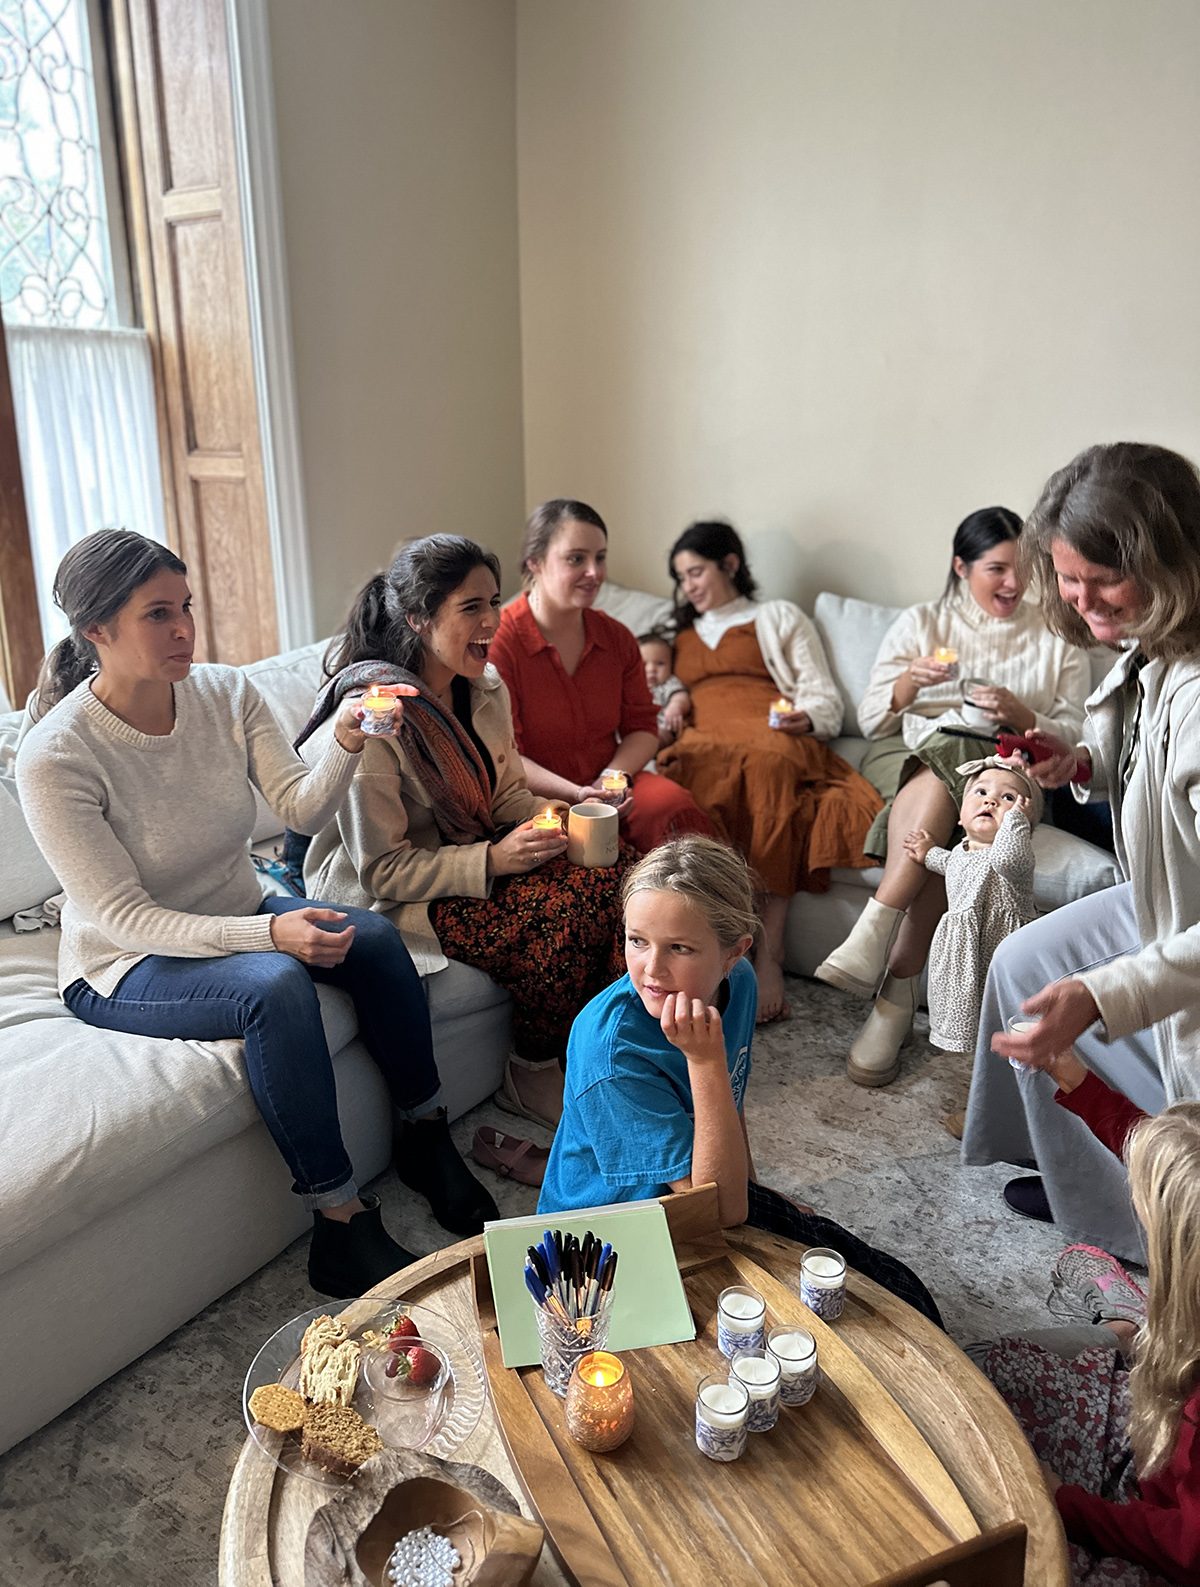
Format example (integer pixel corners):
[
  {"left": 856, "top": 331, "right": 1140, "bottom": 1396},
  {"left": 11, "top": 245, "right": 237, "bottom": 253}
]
[
  {"left": 717, "top": 1285, "right": 766, "bottom": 1358},
  {"left": 730, "top": 1348, "right": 782, "bottom": 1432},
  {"left": 695, "top": 1373, "right": 749, "bottom": 1461},
  {"left": 800, "top": 1248, "right": 846, "bottom": 1322},
  {"left": 767, "top": 1326, "right": 818, "bottom": 1407},
  {"left": 1006, "top": 1014, "right": 1039, "bottom": 1071}
]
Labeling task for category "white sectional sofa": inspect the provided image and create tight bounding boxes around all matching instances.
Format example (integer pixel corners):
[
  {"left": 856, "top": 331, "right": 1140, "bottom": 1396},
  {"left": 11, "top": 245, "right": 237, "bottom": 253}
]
[{"left": 0, "top": 585, "right": 1121, "bottom": 1456}]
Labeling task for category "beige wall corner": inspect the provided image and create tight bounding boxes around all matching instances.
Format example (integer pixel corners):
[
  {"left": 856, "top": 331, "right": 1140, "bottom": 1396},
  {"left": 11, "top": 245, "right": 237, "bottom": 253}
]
[
  {"left": 517, "top": 0, "right": 1200, "bottom": 609},
  {"left": 268, "top": 0, "right": 525, "bottom": 635}
]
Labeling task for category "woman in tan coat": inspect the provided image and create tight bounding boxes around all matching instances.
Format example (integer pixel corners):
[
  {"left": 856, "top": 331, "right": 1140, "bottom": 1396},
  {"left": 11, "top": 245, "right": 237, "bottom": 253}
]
[{"left": 300, "top": 535, "right": 630, "bottom": 1130}]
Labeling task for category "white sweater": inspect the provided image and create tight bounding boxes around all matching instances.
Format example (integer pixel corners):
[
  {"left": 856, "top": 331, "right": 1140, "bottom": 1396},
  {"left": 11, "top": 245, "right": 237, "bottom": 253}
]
[
  {"left": 691, "top": 596, "right": 844, "bottom": 740},
  {"left": 15, "top": 666, "right": 358, "bottom": 995},
  {"left": 857, "top": 586, "right": 1091, "bottom": 748}
]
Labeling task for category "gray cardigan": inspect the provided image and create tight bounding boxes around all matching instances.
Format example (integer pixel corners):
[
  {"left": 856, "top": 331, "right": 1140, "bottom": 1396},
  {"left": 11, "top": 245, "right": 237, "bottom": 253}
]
[{"left": 1076, "top": 646, "right": 1200, "bottom": 1101}]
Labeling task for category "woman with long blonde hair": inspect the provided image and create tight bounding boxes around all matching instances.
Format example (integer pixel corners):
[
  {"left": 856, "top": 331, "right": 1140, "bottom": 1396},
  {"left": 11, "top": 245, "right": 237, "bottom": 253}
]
[{"left": 976, "top": 1089, "right": 1200, "bottom": 1586}]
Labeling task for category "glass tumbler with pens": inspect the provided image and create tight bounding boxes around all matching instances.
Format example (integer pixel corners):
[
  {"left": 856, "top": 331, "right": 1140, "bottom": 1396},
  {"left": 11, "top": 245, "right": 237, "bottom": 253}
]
[{"left": 525, "top": 1229, "right": 619, "bottom": 1397}]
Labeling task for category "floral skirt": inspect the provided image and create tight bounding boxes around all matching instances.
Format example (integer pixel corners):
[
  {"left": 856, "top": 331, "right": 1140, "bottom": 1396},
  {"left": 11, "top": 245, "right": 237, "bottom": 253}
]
[
  {"left": 430, "top": 844, "right": 637, "bottom": 1063},
  {"left": 978, "top": 1338, "right": 1172, "bottom": 1587}
]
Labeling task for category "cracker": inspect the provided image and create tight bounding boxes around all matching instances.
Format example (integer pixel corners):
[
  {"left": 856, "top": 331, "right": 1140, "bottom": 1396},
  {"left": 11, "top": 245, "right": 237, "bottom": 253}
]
[{"left": 248, "top": 1383, "right": 306, "bottom": 1433}]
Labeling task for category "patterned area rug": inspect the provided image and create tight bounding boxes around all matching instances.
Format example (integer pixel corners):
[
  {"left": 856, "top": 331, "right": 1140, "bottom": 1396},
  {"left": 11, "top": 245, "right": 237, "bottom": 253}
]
[{"left": 0, "top": 975, "right": 1068, "bottom": 1585}]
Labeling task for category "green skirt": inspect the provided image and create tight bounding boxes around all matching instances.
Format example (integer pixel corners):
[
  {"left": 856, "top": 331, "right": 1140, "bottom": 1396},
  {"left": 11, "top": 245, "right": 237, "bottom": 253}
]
[{"left": 860, "top": 728, "right": 999, "bottom": 861}]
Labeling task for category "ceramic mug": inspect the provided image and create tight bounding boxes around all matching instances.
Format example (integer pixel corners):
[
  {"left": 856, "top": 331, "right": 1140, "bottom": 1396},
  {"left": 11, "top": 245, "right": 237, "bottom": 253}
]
[
  {"left": 961, "top": 677, "right": 997, "bottom": 730},
  {"left": 567, "top": 802, "right": 620, "bottom": 867}
]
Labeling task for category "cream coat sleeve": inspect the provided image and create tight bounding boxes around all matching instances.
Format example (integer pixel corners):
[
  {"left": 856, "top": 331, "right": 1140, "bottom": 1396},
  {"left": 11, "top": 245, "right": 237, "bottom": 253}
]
[
  {"left": 334, "top": 740, "right": 495, "bottom": 907},
  {"left": 753, "top": 601, "right": 844, "bottom": 740}
]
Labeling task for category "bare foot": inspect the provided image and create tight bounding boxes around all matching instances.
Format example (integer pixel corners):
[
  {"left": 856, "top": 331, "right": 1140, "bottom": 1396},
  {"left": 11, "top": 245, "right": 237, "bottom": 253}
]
[{"left": 754, "top": 957, "right": 791, "bottom": 1024}]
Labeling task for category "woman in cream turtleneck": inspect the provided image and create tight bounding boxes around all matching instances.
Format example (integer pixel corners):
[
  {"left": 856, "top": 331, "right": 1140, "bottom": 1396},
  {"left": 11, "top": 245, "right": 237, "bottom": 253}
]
[{"left": 815, "top": 506, "right": 1091, "bottom": 1088}]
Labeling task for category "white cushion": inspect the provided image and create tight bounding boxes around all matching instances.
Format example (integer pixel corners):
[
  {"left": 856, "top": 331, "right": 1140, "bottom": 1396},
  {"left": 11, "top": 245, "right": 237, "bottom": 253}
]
[
  {"left": 592, "top": 580, "right": 673, "bottom": 639},
  {"left": 0, "top": 775, "right": 58, "bottom": 920},
  {"left": 813, "top": 592, "right": 903, "bottom": 738},
  {"left": 242, "top": 640, "right": 330, "bottom": 840}
]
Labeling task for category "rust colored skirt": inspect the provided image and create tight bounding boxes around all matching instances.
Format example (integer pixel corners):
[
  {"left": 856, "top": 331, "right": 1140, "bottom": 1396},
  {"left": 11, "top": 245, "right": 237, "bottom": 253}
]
[
  {"left": 658, "top": 625, "right": 882, "bottom": 895},
  {"left": 430, "top": 843, "right": 637, "bottom": 1063}
]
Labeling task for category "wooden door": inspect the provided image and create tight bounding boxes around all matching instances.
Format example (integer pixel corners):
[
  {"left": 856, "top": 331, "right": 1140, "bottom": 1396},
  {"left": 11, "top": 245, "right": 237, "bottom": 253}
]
[
  {"left": 112, "top": 0, "right": 278, "bottom": 664},
  {"left": 0, "top": 318, "right": 41, "bottom": 707}
]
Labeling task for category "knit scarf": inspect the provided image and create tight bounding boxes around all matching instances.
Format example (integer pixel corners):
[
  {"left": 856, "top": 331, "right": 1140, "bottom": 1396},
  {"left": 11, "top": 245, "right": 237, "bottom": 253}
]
[{"left": 294, "top": 660, "right": 495, "bottom": 845}]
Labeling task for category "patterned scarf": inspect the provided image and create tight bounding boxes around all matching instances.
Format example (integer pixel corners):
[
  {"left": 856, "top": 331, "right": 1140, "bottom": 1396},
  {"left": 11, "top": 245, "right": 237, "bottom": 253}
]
[{"left": 294, "top": 660, "right": 495, "bottom": 845}]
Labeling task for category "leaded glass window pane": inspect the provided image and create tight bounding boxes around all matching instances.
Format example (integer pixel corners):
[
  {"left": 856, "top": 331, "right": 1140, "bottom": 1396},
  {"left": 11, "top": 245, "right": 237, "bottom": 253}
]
[{"left": 0, "top": 0, "right": 115, "bottom": 328}]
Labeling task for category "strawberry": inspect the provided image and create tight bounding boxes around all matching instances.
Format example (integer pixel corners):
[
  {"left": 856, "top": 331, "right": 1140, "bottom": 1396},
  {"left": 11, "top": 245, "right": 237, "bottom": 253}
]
[
  {"left": 386, "top": 1314, "right": 419, "bottom": 1352},
  {"left": 403, "top": 1345, "right": 440, "bottom": 1386}
]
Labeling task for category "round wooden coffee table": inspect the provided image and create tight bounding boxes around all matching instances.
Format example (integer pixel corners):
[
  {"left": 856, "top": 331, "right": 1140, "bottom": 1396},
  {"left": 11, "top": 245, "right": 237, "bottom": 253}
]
[{"left": 220, "top": 1202, "right": 1068, "bottom": 1587}]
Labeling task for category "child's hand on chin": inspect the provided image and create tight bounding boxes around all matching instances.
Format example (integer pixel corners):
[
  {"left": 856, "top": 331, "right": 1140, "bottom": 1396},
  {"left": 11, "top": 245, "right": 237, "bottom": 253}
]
[{"left": 661, "top": 990, "right": 726, "bottom": 1064}]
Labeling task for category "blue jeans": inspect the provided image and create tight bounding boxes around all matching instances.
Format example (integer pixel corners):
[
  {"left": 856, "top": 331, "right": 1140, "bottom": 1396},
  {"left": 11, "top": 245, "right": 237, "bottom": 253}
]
[{"left": 64, "top": 898, "right": 441, "bottom": 1208}]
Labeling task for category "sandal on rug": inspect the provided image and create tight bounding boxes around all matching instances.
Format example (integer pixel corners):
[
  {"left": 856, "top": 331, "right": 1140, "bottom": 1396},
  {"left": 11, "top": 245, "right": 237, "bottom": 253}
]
[
  {"left": 1048, "top": 1243, "right": 1148, "bottom": 1325},
  {"left": 472, "top": 1126, "right": 549, "bottom": 1187},
  {"left": 493, "top": 1055, "right": 564, "bottom": 1129}
]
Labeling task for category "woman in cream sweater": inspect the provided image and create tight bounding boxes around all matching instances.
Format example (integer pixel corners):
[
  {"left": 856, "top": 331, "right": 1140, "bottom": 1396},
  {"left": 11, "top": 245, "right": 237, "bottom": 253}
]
[
  {"left": 815, "top": 507, "right": 1091, "bottom": 1087},
  {"left": 16, "top": 531, "right": 496, "bottom": 1300}
]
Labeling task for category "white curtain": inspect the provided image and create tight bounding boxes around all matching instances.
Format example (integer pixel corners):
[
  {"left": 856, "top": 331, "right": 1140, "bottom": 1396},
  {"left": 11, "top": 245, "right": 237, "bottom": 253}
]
[{"left": 5, "top": 325, "right": 167, "bottom": 644}]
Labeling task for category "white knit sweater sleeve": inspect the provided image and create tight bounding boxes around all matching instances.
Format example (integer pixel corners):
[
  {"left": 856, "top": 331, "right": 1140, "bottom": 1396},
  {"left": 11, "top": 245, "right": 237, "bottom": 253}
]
[
  {"left": 857, "top": 607, "right": 928, "bottom": 740},
  {"left": 1032, "top": 642, "right": 1090, "bottom": 743},
  {"left": 241, "top": 678, "right": 359, "bottom": 836},
  {"left": 754, "top": 602, "right": 843, "bottom": 739},
  {"left": 16, "top": 739, "right": 275, "bottom": 960}
]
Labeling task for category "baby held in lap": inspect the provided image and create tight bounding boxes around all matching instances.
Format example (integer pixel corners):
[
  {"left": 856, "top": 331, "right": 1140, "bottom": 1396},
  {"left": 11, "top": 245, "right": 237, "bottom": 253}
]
[{"left": 638, "top": 631, "right": 692, "bottom": 747}]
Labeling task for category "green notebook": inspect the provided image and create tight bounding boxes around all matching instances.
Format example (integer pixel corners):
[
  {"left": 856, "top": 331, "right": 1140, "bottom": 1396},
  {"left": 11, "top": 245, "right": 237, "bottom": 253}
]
[{"left": 484, "top": 1200, "right": 697, "bottom": 1368}]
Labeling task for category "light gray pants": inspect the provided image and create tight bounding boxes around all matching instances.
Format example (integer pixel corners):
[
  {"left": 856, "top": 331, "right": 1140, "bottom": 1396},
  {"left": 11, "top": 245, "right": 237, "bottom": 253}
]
[{"left": 961, "top": 883, "right": 1162, "bottom": 1263}]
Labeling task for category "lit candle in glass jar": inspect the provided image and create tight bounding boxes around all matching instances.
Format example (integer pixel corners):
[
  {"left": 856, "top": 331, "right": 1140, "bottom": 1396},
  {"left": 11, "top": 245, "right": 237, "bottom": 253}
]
[
  {"left": 359, "top": 687, "right": 398, "bottom": 736},
  {"left": 768, "top": 697, "right": 793, "bottom": 729},
  {"left": 800, "top": 1248, "right": 847, "bottom": 1321},
  {"left": 600, "top": 770, "right": 628, "bottom": 806},
  {"left": 532, "top": 806, "right": 564, "bottom": 836},
  {"left": 564, "top": 1351, "right": 634, "bottom": 1451},
  {"left": 933, "top": 646, "right": 959, "bottom": 680}
]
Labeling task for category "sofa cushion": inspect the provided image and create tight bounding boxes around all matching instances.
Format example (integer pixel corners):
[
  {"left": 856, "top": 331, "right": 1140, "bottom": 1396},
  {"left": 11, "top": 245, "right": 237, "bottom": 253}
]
[
  {"left": 0, "top": 776, "right": 58, "bottom": 920},
  {"left": 812, "top": 593, "right": 903, "bottom": 738},
  {"left": 592, "top": 580, "right": 673, "bottom": 639}
]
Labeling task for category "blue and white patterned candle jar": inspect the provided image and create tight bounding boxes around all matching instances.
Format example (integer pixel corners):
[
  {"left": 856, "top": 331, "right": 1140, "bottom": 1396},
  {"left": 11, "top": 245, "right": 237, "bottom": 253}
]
[
  {"left": 767, "top": 1326, "right": 818, "bottom": 1407},
  {"left": 800, "top": 1248, "right": 846, "bottom": 1322},
  {"left": 717, "top": 1284, "right": 766, "bottom": 1358},
  {"left": 695, "top": 1372, "right": 749, "bottom": 1461},
  {"left": 730, "top": 1347, "right": 781, "bottom": 1432}
]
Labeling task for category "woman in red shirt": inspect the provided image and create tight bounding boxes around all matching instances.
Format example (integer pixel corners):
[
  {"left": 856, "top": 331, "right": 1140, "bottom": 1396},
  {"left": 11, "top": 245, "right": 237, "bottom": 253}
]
[
  {"left": 977, "top": 1045, "right": 1200, "bottom": 1586},
  {"left": 489, "top": 499, "right": 710, "bottom": 856}
]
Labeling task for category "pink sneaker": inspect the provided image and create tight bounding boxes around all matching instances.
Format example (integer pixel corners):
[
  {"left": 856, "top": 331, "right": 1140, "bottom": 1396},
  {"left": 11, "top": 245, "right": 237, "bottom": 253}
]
[{"left": 1049, "top": 1243, "right": 1147, "bottom": 1325}]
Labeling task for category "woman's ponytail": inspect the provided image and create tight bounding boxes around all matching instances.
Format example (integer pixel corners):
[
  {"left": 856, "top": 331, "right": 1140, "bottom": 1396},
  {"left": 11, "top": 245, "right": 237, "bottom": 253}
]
[
  {"left": 31, "top": 530, "right": 186, "bottom": 720},
  {"left": 324, "top": 572, "right": 397, "bottom": 675}
]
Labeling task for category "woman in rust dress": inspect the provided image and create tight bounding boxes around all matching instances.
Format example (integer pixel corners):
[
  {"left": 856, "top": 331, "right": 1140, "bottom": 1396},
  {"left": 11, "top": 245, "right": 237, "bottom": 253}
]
[{"left": 657, "top": 521, "right": 882, "bottom": 1023}]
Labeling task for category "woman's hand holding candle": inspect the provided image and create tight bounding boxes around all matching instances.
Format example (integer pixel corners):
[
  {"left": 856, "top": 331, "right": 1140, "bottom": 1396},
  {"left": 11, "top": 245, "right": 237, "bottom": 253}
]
[
  {"left": 991, "top": 980, "right": 1099, "bottom": 1078},
  {"left": 771, "top": 706, "right": 813, "bottom": 736},
  {"left": 487, "top": 814, "right": 568, "bottom": 876},
  {"left": 336, "top": 683, "right": 419, "bottom": 751},
  {"left": 909, "top": 653, "right": 957, "bottom": 688}
]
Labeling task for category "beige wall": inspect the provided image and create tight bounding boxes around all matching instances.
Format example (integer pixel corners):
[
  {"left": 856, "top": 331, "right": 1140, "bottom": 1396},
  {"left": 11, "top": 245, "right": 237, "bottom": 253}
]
[
  {"left": 268, "top": 0, "right": 526, "bottom": 635},
  {"left": 517, "top": 0, "right": 1200, "bottom": 610}
]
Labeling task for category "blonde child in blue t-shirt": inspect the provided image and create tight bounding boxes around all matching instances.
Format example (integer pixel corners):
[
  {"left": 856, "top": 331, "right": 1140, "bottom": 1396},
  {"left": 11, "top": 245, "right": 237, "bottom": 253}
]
[{"left": 539, "top": 836, "right": 943, "bottom": 1324}]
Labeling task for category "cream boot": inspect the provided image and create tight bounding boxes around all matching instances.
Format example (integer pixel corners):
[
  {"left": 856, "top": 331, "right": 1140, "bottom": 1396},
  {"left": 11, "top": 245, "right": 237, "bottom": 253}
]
[
  {"left": 814, "top": 898, "right": 904, "bottom": 998},
  {"left": 845, "top": 973, "right": 919, "bottom": 1088}
]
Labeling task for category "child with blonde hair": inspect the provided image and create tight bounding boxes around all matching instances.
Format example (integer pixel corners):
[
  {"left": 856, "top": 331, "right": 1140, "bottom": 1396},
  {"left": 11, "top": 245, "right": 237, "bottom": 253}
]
[
  {"left": 977, "top": 1083, "right": 1200, "bottom": 1586},
  {"left": 539, "top": 835, "right": 943, "bottom": 1324}
]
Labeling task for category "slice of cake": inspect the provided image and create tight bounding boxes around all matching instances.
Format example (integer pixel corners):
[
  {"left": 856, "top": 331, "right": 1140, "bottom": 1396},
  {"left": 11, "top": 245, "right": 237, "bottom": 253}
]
[
  {"left": 301, "top": 1402, "right": 384, "bottom": 1477},
  {"left": 248, "top": 1383, "right": 306, "bottom": 1433}
]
